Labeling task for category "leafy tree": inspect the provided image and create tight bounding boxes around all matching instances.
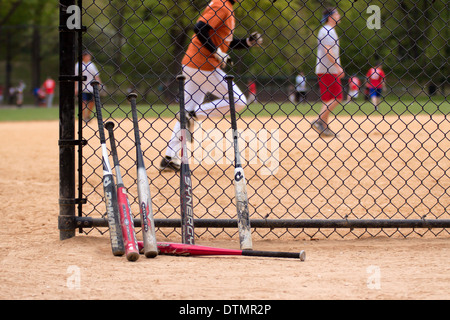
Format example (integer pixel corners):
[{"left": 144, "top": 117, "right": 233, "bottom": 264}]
[{"left": 0, "top": 0, "right": 58, "bottom": 102}]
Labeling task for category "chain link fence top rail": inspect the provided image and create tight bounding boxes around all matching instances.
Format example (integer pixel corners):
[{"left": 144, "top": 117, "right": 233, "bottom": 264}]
[{"left": 75, "top": 0, "right": 449, "bottom": 240}]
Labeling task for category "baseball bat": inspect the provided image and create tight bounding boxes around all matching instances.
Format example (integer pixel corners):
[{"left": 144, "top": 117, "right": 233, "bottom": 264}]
[
  {"left": 177, "top": 74, "right": 195, "bottom": 245},
  {"left": 137, "top": 242, "right": 305, "bottom": 261},
  {"left": 128, "top": 93, "right": 158, "bottom": 258},
  {"left": 91, "top": 80, "right": 125, "bottom": 256},
  {"left": 105, "top": 121, "right": 140, "bottom": 262},
  {"left": 225, "top": 75, "right": 253, "bottom": 250}
]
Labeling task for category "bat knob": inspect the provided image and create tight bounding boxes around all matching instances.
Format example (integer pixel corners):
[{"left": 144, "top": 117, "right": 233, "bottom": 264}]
[
  {"left": 225, "top": 75, "right": 234, "bottom": 81},
  {"left": 299, "top": 250, "right": 306, "bottom": 261},
  {"left": 90, "top": 80, "right": 100, "bottom": 87},
  {"left": 177, "top": 74, "right": 186, "bottom": 81},
  {"left": 127, "top": 93, "right": 138, "bottom": 101},
  {"left": 104, "top": 121, "right": 115, "bottom": 130}
]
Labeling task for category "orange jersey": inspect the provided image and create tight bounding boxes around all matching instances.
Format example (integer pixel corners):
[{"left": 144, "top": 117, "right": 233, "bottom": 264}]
[{"left": 182, "top": 0, "right": 235, "bottom": 71}]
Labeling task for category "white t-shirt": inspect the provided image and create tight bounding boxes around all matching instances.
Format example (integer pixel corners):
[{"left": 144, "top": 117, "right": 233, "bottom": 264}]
[
  {"left": 315, "top": 25, "right": 341, "bottom": 75},
  {"left": 75, "top": 61, "right": 99, "bottom": 93},
  {"left": 295, "top": 75, "right": 306, "bottom": 92}
]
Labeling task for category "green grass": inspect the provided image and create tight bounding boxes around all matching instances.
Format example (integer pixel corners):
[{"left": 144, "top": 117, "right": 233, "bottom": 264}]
[
  {"left": 0, "top": 106, "right": 62, "bottom": 122},
  {"left": 244, "top": 95, "right": 449, "bottom": 118},
  {"left": 0, "top": 95, "right": 447, "bottom": 122}
]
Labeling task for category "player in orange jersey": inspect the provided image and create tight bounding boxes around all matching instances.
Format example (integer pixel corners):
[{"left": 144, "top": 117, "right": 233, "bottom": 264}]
[{"left": 160, "top": 0, "right": 263, "bottom": 172}]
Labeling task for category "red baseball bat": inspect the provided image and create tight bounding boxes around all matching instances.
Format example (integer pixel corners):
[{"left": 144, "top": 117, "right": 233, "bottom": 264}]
[
  {"left": 137, "top": 242, "right": 305, "bottom": 261},
  {"left": 105, "top": 121, "right": 140, "bottom": 262}
]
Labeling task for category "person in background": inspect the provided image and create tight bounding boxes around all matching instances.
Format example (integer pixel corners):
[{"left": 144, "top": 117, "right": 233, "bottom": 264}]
[
  {"left": 366, "top": 61, "right": 386, "bottom": 110},
  {"left": 0, "top": 84, "right": 4, "bottom": 105},
  {"left": 247, "top": 79, "right": 257, "bottom": 104},
  {"left": 295, "top": 72, "right": 307, "bottom": 104},
  {"left": 16, "top": 81, "right": 26, "bottom": 107},
  {"left": 312, "top": 7, "right": 344, "bottom": 138},
  {"left": 42, "top": 76, "right": 56, "bottom": 108},
  {"left": 347, "top": 74, "right": 360, "bottom": 103},
  {"left": 75, "top": 50, "right": 101, "bottom": 123},
  {"left": 159, "top": 0, "right": 263, "bottom": 172},
  {"left": 33, "top": 87, "right": 46, "bottom": 106}
]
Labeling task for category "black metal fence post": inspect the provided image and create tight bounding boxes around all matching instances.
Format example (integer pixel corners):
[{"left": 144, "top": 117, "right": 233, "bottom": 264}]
[{"left": 58, "top": 0, "right": 77, "bottom": 240}]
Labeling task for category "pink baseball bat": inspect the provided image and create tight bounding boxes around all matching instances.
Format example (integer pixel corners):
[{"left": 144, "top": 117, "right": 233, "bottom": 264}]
[{"left": 138, "top": 242, "right": 305, "bottom": 261}]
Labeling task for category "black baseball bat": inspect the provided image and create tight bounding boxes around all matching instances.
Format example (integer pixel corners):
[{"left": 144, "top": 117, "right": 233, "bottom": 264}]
[
  {"left": 91, "top": 80, "right": 125, "bottom": 256},
  {"left": 177, "top": 74, "right": 195, "bottom": 245}
]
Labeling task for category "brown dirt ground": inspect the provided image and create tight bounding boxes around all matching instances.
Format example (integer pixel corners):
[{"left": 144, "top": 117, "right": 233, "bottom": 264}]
[{"left": 0, "top": 118, "right": 449, "bottom": 300}]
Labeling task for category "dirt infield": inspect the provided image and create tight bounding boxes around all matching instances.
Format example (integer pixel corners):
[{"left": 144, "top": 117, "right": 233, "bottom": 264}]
[
  {"left": 81, "top": 113, "right": 449, "bottom": 224},
  {"left": 0, "top": 119, "right": 449, "bottom": 300}
]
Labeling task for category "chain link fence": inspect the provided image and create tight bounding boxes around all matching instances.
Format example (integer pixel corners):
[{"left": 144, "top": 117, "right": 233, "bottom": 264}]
[{"left": 59, "top": 0, "right": 449, "bottom": 240}]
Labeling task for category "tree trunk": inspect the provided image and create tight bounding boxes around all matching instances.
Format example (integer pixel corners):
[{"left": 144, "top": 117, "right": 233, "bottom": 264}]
[
  {"left": 5, "top": 31, "right": 13, "bottom": 104},
  {"left": 31, "top": 25, "right": 42, "bottom": 103}
]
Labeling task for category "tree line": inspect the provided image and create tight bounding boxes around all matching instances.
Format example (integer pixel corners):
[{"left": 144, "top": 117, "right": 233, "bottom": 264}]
[
  {"left": 0, "top": 0, "right": 58, "bottom": 103},
  {"left": 1, "top": 0, "right": 447, "bottom": 102}
]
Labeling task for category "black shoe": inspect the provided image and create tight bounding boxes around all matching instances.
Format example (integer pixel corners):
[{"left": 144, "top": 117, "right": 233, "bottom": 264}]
[
  {"left": 159, "top": 156, "right": 181, "bottom": 172},
  {"left": 311, "top": 119, "right": 336, "bottom": 138}
]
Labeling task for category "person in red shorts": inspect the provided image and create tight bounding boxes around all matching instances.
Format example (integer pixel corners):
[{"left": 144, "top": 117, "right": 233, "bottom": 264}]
[
  {"left": 366, "top": 61, "right": 386, "bottom": 110},
  {"left": 247, "top": 79, "right": 257, "bottom": 104},
  {"left": 42, "top": 76, "right": 56, "bottom": 108},
  {"left": 312, "top": 7, "right": 344, "bottom": 138}
]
